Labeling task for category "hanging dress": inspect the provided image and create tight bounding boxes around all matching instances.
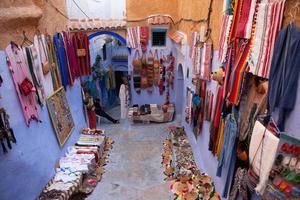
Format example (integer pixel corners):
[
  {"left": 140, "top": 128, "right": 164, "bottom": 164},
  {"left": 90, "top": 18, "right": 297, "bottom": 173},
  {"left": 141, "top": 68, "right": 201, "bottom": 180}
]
[
  {"left": 63, "top": 32, "right": 80, "bottom": 80},
  {"left": 34, "top": 34, "right": 54, "bottom": 95},
  {"left": 53, "top": 33, "right": 70, "bottom": 89},
  {"left": 5, "top": 43, "right": 40, "bottom": 126},
  {"left": 73, "top": 32, "right": 91, "bottom": 76}
]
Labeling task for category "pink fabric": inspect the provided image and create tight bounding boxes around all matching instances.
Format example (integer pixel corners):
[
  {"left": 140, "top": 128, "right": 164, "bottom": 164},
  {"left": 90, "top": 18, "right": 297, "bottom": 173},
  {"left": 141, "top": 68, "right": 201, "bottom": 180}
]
[
  {"left": 63, "top": 32, "right": 80, "bottom": 79},
  {"left": 5, "top": 43, "right": 40, "bottom": 126},
  {"left": 201, "top": 41, "right": 213, "bottom": 80},
  {"left": 235, "top": 0, "right": 252, "bottom": 38}
]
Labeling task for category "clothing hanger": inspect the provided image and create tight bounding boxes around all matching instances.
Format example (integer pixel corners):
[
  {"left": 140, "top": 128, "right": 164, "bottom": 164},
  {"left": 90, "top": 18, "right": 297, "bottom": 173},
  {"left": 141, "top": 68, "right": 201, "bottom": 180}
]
[{"left": 21, "top": 31, "right": 33, "bottom": 47}]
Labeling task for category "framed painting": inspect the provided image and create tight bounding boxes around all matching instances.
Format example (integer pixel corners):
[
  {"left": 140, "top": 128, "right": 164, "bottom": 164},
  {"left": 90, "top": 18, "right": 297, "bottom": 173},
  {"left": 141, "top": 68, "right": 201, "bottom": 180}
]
[{"left": 46, "top": 87, "right": 75, "bottom": 147}]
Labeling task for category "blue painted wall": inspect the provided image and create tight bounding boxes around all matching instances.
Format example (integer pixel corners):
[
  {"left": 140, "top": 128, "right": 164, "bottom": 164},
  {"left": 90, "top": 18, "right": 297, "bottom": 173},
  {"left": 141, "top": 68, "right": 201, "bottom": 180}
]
[{"left": 0, "top": 51, "right": 86, "bottom": 200}]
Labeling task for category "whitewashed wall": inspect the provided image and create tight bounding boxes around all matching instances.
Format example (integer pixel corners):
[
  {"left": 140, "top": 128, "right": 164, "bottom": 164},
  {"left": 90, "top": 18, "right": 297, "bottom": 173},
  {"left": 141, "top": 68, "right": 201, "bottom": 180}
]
[{"left": 66, "top": 0, "right": 126, "bottom": 19}]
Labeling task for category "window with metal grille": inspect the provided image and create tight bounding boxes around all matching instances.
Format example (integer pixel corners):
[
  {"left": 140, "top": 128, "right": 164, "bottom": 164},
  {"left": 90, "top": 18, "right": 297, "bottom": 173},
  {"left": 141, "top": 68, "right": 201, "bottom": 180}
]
[{"left": 152, "top": 28, "right": 167, "bottom": 46}]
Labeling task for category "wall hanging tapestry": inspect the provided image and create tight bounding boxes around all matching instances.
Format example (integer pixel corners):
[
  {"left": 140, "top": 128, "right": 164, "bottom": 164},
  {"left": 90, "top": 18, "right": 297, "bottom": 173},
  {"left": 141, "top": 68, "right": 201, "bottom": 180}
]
[
  {"left": 140, "top": 26, "right": 149, "bottom": 53},
  {"left": 5, "top": 42, "right": 40, "bottom": 126},
  {"left": 126, "top": 26, "right": 140, "bottom": 49},
  {"left": 72, "top": 32, "right": 91, "bottom": 77},
  {"left": 47, "top": 87, "right": 74, "bottom": 147}
]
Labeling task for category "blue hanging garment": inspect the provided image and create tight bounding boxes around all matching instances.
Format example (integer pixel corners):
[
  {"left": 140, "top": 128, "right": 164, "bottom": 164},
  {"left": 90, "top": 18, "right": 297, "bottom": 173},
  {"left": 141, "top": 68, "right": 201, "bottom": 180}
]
[{"left": 53, "top": 33, "right": 69, "bottom": 89}]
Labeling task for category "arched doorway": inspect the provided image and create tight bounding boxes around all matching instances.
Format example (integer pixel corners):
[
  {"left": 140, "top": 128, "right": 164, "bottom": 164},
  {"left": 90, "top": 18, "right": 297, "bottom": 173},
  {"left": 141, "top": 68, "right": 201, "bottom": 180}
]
[
  {"left": 176, "top": 64, "right": 184, "bottom": 119},
  {"left": 87, "top": 31, "right": 130, "bottom": 109}
]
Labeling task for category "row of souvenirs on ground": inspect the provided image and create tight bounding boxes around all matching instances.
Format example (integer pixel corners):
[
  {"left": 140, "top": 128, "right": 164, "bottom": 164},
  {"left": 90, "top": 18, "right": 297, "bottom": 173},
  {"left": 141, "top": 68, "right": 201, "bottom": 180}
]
[
  {"left": 161, "top": 126, "right": 220, "bottom": 200},
  {"left": 38, "top": 128, "right": 113, "bottom": 200}
]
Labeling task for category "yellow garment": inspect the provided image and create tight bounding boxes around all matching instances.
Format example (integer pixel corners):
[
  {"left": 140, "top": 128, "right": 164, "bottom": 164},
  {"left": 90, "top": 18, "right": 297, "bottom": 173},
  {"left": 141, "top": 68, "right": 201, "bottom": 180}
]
[{"left": 216, "top": 118, "right": 225, "bottom": 159}]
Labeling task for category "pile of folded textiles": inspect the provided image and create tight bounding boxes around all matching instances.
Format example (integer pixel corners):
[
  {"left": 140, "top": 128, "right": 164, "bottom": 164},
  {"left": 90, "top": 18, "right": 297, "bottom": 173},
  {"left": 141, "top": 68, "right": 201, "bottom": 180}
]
[
  {"left": 128, "top": 103, "right": 175, "bottom": 123},
  {"left": 161, "top": 126, "right": 220, "bottom": 200},
  {"left": 38, "top": 128, "right": 114, "bottom": 200}
]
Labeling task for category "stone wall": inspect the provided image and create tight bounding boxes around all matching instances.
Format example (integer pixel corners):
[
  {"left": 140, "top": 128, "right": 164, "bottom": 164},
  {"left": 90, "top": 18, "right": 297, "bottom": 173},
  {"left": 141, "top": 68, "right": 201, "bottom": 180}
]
[{"left": 0, "top": 0, "right": 68, "bottom": 49}]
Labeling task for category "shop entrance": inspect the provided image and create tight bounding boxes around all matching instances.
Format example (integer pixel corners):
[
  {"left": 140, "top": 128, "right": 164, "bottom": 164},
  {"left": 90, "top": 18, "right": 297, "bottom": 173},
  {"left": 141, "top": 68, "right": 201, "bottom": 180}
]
[{"left": 87, "top": 31, "right": 129, "bottom": 109}]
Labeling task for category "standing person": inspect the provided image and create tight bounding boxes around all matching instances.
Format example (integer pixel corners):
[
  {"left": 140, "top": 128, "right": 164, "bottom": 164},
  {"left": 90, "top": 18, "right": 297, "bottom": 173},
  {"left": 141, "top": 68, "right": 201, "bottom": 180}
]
[
  {"left": 119, "top": 77, "right": 130, "bottom": 119},
  {"left": 94, "top": 98, "right": 119, "bottom": 124},
  {"left": 84, "top": 90, "right": 97, "bottom": 129}
]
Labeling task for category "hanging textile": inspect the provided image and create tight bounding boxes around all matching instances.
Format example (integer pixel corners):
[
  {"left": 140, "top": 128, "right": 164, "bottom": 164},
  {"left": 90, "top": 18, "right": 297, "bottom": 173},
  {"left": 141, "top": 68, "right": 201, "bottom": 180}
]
[
  {"left": 132, "top": 50, "right": 142, "bottom": 94},
  {"left": 268, "top": 23, "right": 300, "bottom": 131},
  {"left": 23, "top": 45, "right": 45, "bottom": 107},
  {"left": 189, "top": 32, "right": 198, "bottom": 58},
  {"left": 46, "top": 34, "right": 62, "bottom": 91},
  {"left": 63, "top": 32, "right": 80, "bottom": 80},
  {"left": 34, "top": 34, "right": 50, "bottom": 75},
  {"left": 140, "top": 26, "right": 149, "bottom": 53},
  {"left": 205, "top": 90, "right": 214, "bottom": 121},
  {"left": 216, "top": 110, "right": 238, "bottom": 198},
  {"left": 153, "top": 49, "right": 160, "bottom": 86},
  {"left": 146, "top": 50, "right": 154, "bottom": 94},
  {"left": 209, "top": 85, "right": 224, "bottom": 152},
  {"left": 235, "top": 0, "right": 256, "bottom": 39},
  {"left": 73, "top": 32, "right": 91, "bottom": 76},
  {"left": 200, "top": 41, "right": 213, "bottom": 80},
  {"left": 248, "top": 0, "right": 286, "bottom": 78},
  {"left": 5, "top": 43, "right": 40, "bottom": 126},
  {"left": 226, "top": 39, "right": 252, "bottom": 105},
  {"left": 0, "top": 108, "right": 16, "bottom": 153},
  {"left": 126, "top": 26, "right": 140, "bottom": 49},
  {"left": 53, "top": 33, "right": 70, "bottom": 88},
  {"left": 218, "top": 14, "right": 233, "bottom": 63},
  {"left": 192, "top": 47, "right": 201, "bottom": 78},
  {"left": 185, "top": 89, "right": 193, "bottom": 124},
  {"left": 249, "top": 121, "right": 279, "bottom": 194}
]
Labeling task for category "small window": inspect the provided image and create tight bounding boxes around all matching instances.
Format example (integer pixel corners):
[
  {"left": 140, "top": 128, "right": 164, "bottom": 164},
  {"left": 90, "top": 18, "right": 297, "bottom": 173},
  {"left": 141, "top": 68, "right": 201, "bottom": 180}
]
[{"left": 152, "top": 28, "right": 167, "bottom": 46}]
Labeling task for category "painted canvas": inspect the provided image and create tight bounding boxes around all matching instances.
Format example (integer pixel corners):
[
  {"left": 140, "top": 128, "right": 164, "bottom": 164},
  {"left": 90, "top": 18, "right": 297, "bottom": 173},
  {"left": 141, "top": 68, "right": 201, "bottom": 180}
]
[{"left": 46, "top": 87, "right": 74, "bottom": 147}]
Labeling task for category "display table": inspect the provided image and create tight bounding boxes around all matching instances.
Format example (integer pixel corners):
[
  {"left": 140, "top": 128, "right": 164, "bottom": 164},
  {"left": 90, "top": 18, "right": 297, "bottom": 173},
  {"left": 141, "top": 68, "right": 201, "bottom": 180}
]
[{"left": 128, "top": 103, "right": 175, "bottom": 123}]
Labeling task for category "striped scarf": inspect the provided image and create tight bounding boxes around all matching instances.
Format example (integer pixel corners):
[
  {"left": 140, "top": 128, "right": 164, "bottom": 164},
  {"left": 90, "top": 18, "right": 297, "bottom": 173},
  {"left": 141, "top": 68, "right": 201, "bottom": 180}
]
[
  {"left": 126, "top": 26, "right": 140, "bottom": 49},
  {"left": 248, "top": 0, "right": 286, "bottom": 78}
]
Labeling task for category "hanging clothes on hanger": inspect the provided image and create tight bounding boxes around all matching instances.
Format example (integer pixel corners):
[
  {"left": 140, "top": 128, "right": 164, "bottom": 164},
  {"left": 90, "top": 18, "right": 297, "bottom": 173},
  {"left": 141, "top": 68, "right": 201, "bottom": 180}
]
[
  {"left": 53, "top": 32, "right": 70, "bottom": 89},
  {"left": 216, "top": 108, "right": 238, "bottom": 198},
  {"left": 73, "top": 32, "right": 91, "bottom": 76},
  {"left": 268, "top": 23, "right": 300, "bottom": 131},
  {"left": 63, "top": 32, "right": 80, "bottom": 80},
  {"left": 159, "top": 50, "right": 166, "bottom": 95},
  {"left": 5, "top": 43, "right": 40, "bottom": 126}
]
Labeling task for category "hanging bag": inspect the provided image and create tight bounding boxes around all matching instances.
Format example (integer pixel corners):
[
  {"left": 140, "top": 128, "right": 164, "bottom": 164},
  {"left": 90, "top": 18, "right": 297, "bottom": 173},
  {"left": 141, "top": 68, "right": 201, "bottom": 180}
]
[
  {"left": 147, "top": 50, "right": 154, "bottom": 94},
  {"left": 132, "top": 50, "right": 142, "bottom": 94},
  {"left": 141, "top": 52, "right": 148, "bottom": 89},
  {"left": 153, "top": 49, "right": 160, "bottom": 86}
]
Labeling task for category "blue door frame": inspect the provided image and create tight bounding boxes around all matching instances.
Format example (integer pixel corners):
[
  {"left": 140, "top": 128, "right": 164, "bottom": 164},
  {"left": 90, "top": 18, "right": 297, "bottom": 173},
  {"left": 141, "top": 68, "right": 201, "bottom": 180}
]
[{"left": 87, "top": 31, "right": 131, "bottom": 54}]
